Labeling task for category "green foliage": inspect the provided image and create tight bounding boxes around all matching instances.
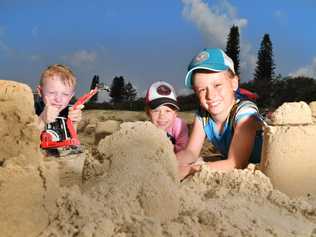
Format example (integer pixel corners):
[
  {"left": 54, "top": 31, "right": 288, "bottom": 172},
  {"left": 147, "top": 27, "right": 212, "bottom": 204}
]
[
  {"left": 124, "top": 82, "right": 137, "bottom": 102},
  {"left": 253, "top": 33, "right": 275, "bottom": 108},
  {"left": 109, "top": 76, "right": 138, "bottom": 106},
  {"left": 110, "top": 76, "right": 125, "bottom": 104},
  {"left": 226, "top": 25, "right": 240, "bottom": 76},
  {"left": 271, "top": 76, "right": 316, "bottom": 109},
  {"left": 177, "top": 93, "right": 199, "bottom": 111},
  {"left": 89, "top": 75, "right": 100, "bottom": 103}
]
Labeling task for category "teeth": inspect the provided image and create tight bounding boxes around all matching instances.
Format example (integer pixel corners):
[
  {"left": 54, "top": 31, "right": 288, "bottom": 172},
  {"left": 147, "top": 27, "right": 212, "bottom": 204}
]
[{"left": 210, "top": 101, "right": 220, "bottom": 107}]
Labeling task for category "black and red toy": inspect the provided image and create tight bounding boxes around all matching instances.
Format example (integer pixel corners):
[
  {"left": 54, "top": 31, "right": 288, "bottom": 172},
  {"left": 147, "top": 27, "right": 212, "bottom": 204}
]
[{"left": 40, "top": 83, "right": 109, "bottom": 152}]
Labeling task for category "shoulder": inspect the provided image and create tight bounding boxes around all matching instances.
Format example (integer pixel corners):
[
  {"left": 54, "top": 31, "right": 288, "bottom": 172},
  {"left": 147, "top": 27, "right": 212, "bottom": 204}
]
[
  {"left": 234, "top": 100, "right": 260, "bottom": 122},
  {"left": 195, "top": 106, "right": 211, "bottom": 125},
  {"left": 172, "top": 117, "right": 189, "bottom": 135}
]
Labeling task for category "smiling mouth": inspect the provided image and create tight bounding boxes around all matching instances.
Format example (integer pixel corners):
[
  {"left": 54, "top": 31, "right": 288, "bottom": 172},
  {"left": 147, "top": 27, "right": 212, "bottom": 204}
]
[
  {"left": 208, "top": 101, "right": 221, "bottom": 108},
  {"left": 52, "top": 104, "right": 63, "bottom": 109},
  {"left": 157, "top": 122, "right": 168, "bottom": 126}
]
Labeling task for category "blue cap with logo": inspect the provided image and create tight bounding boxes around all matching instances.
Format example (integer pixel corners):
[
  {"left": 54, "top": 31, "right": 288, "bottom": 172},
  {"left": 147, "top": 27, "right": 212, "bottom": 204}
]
[{"left": 185, "top": 48, "right": 235, "bottom": 88}]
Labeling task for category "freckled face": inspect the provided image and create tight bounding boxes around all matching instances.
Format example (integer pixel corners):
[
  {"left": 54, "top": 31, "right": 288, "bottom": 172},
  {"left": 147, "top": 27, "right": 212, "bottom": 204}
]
[
  {"left": 193, "top": 71, "right": 238, "bottom": 119},
  {"left": 148, "top": 105, "right": 177, "bottom": 131},
  {"left": 40, "top": 76, "right": 74, "bottom": 112}
]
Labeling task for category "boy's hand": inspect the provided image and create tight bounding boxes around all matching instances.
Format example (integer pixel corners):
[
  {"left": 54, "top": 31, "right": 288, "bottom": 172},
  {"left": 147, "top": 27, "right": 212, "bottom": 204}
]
[
  {"left": 39, "top": 96, "right": 60, "bottom": 123},
  {"left": 68, "top": 105, "right": 84, "bottom": 123},
  {"left": 178, "top": 163, "right": 202, "bottom": 181}
]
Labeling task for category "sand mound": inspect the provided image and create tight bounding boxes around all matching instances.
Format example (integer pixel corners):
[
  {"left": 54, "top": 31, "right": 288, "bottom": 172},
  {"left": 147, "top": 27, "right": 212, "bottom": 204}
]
[
  {"left": 2, "top": 80, "right": 316, "bottom": 236},
  {"left": 261, "top": 102, "right": 316, "bottom": 197},
  {"left": 0, "top": 80, "right": 59, "bottom": 237},
  {"left": 42, "top": 121, "right": 316, "bottom": 237},
  {"left": 84, "top": 122, "right": 180, "bottom": 222},
  {"left": 270, "top": 101, "right": 313, "bottom": 125},
  {"left": 0, "top": 80, "right": 40, "bottom": 166},
  {"left": 310, "top": 101, "right": 316, "bottom": 123},
  {"left": 173, "top": 166, "right": 316, "bottom": 236}
]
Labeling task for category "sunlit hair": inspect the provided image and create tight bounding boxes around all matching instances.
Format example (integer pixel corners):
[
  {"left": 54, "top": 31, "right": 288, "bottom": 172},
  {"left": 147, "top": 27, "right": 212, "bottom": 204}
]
[
  {"left": 226, "top": 68, "right": 236, "bottom": 78},
  {"left": 40, "top": 64, "right": 77, "bottom": 89},
  {"left": 192, "top": 68, "right": 236, "bottom": 87},
  {"left": 192, "top": 68, "right": 235, "bottom": 78}
]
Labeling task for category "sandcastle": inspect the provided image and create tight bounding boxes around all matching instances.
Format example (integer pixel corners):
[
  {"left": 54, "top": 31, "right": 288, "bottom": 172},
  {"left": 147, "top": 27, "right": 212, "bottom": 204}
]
[
  {"left": 2, "top": 79, "right": 316, "bottom": 236},
  {"left": 260, "top": 101, "right": 316, "bottom": 197}
]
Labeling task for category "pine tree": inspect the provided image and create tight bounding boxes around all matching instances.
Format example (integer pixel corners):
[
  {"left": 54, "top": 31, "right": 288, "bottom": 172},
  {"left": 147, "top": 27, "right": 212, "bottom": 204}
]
[
  {"left": 124, "top": 82, "right": 137, "bottom": 102},
  {"left": 225, "top": 25, "right": 240, "bottom": 76},
  {"left": 109, "top": 76, "right": 125, "bottom": 104},
  {"left": 89, "top": 75, "right": 100, "bottom": 103},
  {"left": 253, "top": 33, "right": 275, "bottom": 108}
]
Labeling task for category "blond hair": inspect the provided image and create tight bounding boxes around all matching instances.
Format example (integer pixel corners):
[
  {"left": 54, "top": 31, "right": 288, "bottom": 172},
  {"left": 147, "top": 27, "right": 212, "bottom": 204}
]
[{"left": 40, "top": 64, "right": 77, "bottom": 89}]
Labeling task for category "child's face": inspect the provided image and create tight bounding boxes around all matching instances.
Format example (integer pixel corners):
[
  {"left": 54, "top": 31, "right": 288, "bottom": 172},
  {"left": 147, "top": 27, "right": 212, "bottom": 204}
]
[
  {"left": 148, "top": 105, "right": 177, "bottom": 131},
  {"left": 39, "top": 75, "right": 74, "bottom": 112},
  {"left": 193, "top": 70, "right": 238, "bottom": 118}
]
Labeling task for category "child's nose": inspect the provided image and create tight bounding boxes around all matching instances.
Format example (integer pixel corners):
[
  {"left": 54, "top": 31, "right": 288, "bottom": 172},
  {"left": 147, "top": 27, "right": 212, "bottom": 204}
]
[
  {"left": 54, "top": 94, "right": 63, "bottom": 103},
  {"left": 206, "top": 87, "right": 213, "bottom": 99},
  {"left": 159, "top": 110, "right": 167, "bottom": 117}
]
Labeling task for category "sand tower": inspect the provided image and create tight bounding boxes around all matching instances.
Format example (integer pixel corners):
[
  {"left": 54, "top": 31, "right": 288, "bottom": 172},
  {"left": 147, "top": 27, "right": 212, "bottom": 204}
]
[{"left": 260, "top": 101, "right": 316, "bottom": 197}]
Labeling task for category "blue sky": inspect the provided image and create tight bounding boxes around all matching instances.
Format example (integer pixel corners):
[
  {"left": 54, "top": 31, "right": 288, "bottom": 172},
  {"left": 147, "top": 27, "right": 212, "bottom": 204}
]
[{"left": 1, "top": 0, "right": 316, "bottom": 100}]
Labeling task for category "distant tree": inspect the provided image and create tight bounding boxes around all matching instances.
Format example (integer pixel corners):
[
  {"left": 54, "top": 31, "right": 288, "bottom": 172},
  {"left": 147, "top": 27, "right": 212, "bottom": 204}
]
[
  {"left": 89, "top": 75, "right": 100, "bottom": 103},
  {"left": 271, "top": 76, "right": 316, "bottom": 109},
  {"left": 225, "top": 25, "right": 240, "bottom": 76},
  {"left": 110, "top": 76, "right": 125, "bottom": 104},
  {"left": 124, "top": 82, "right": 137, "bottom": 102},
  {"left": 177, "top": 93, "right": 199, "bottom": 111},
  {"left": 253, "top": 33, "right": 275, "bottom": 108}
]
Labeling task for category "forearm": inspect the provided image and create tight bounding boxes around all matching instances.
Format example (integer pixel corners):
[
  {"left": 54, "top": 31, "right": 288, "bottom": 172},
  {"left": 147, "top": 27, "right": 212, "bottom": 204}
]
[
  {"left": 205, "top": 159, "right": 237, "bottom": 171},
  {"left": 36, "top": 115, "right": 46, "bottom": 132},
  {"left": 176, "top": 149, "right": 199, "bottom": 166}
]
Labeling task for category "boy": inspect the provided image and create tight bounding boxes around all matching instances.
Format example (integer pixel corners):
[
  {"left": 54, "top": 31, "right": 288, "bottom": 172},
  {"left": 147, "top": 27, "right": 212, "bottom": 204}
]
[
  {"left": 35, "top": 64, "right": 83, "bottom": 139},
  {"left": 145, "top": 81, "right": 189, "bottom": 153},
  {"left": 177, "top": 48, "right": 263, "bottom": 180}
]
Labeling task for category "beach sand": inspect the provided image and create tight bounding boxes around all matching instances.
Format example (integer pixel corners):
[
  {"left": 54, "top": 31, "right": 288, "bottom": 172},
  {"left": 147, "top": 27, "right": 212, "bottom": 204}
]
[{"left": 1, "top": 80, "right": 316, "bottom": 237}]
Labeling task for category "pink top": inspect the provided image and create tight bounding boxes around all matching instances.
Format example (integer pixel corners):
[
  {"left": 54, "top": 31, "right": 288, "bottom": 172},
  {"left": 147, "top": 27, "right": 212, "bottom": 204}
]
[{"left": 166, "top": 117, "right": 189, "bottom": 153}]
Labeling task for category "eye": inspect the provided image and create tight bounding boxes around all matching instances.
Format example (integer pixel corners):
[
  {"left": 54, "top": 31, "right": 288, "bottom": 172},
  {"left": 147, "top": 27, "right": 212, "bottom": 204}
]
[{"left": 196, "top": 88, "right": 206, "bottom": 94}]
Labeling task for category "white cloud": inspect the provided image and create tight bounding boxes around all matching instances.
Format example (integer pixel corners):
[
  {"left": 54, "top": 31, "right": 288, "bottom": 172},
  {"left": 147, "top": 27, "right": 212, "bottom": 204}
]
[
  {"left": 181, "top": 0, "right": 256, "bottom": 81},
  {"left": 182, "top": 0, "right": 247, "bottom": 47},
  {"left": 289, "top": 57, "right": 316, "bottom": 78},
  {"left": 62, "top": 50, "right": 97, "bottom": 67}
]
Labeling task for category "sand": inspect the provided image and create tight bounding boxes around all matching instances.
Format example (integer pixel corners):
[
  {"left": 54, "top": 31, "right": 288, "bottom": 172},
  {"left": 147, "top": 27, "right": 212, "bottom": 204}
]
[
  {"left": 260, "top": 101, "right": 316, "bottom": 198},
  {"left": 1, "top": 79, "right": 316, "bottom": 237}
]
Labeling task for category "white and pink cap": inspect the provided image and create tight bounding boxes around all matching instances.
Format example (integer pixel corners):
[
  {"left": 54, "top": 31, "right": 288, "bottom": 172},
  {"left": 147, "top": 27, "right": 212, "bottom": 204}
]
[{"left": 145, "top": 81, "right": 180, "bottom": 110}]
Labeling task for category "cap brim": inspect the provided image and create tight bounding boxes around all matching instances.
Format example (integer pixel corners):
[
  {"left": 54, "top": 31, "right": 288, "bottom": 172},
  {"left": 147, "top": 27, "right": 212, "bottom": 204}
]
[
  {"left": 149, "top": 98, "right": 180, "bottom": 110},
  {"left": 185, "top": 64, "right": 229, "bottom": 89}
]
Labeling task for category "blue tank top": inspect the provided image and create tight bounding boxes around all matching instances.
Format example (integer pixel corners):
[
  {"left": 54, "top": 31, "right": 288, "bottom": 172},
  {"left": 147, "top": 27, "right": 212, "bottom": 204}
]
[{"left": 196, "top": 100, "right": 263, "bottom": 164}]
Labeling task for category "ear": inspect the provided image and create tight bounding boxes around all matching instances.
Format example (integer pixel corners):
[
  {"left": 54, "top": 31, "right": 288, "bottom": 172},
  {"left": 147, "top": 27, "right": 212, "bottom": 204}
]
[
  {"left": 37, "top": 85, "right": 43, "bottom": 97},
  {"left": 232, "top": 75, "right": 239, "bottom": 91},
  {"left": 145, "top": 107, "right": 150, "bottom": 117}
]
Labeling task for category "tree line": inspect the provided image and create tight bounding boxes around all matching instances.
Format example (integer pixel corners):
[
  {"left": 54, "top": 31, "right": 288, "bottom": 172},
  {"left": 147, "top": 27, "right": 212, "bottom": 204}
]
[{"left": 86, "top": 26, "right": 316, "bottom": 112}]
